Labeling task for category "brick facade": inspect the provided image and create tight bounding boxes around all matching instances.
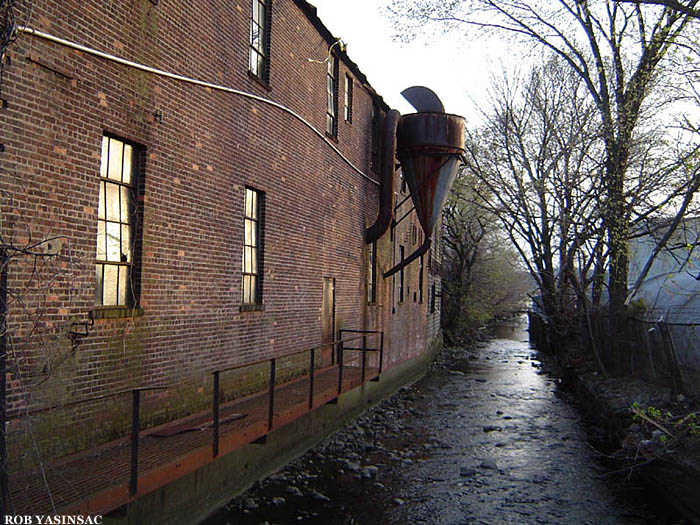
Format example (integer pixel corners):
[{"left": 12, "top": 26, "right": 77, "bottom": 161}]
[{"left": 1, "top": 0, "right": 441, "bottom": 476}]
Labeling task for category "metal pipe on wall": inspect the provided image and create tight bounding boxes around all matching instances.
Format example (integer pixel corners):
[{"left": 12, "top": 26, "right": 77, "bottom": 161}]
[{"left": 365, "top": 109, "right": 401, "bottom": 244}]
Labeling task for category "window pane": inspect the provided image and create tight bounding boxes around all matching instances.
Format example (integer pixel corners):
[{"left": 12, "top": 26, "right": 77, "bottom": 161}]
[
  {"left": 251, "top": 25, "right": 260, "bottom": 51},
  {"left": 122, "top": 144, "right": 133, "bottom": 184},
  {"left": 108, "top": 138, "right": 124, "bottom": 181},
  {"left": 98, "top": 181, "right": 105, "bottom": 220},
  {"left": 250, "top": 191, "right": 257, "bottom": 219},
  {"left": 243, "top": 275, "right": 251, "bottom": 303},
  {"left": 100, "top": 136, "right": 109, "bottom": 178},
  {"left": 250, "top": 275, "right": 257, "bottom": 302},
  {"left": 252, "top": 0, "right": 260, "bottom": 25},
  {"left": 95, "top": 265, "right": 104, "bottom": 305},
  {"left": 245, "top": 218, "right": 255, "bottom": 246},
  {"left": 96, "top": 221, "right": 106, "bottom": 259},
  {"left": 103, "top": 264, "right": 118, "bottom": 306},
  {"left": 120, "top": 186, "right": 132, "bottom": 221},
  {"left": 250, "top": 248, "right": 257, "bottom": 274},
  {"left": 106, "top": 221, "right": 121, "bottom": 261},
  {"left": 106, "top": 182, "right": 120, "bottom": 221},
  {"left": 258, "top": 2, "right": 265, "bottom": 29},
  {"left": 243, "top": 246, "right": 253, "bottom": 273},
  {"left": 121, "top": 224, "right": 132, "bottom": 262},
  {"left": 118, "top": 266, "right": 128, "bottom": 305},
  {"left": 257, "top": 54, "right": 265, "bottom": 78},
  {"left": 249, "top": 48, "right": 258, "bottom": 76},
  {"left": 245, "top": 189, "right": 253, "bottom": 217}
]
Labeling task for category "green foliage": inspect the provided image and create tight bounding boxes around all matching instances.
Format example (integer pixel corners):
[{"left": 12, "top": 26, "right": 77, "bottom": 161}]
[{"left": 631, "top": 401, "right": 699, "bottom": 442}]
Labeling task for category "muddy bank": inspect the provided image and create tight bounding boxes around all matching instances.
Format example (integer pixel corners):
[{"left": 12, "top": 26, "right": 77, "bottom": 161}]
[{"left": 202, "top": 321, "right": 676, "bottom": 524}]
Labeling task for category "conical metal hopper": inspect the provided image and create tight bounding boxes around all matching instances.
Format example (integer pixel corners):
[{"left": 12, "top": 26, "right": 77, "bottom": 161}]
[{"left": 396, "top": 112, "right": 465, "bottom": 238}]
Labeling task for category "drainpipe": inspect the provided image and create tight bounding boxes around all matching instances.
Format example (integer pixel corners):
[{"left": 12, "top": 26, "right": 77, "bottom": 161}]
[{"left": 365, "top": 109, "right": 400, "bottom": 244}]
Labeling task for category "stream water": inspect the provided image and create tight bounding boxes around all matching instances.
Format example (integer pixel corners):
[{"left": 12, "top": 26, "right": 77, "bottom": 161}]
[{"left": 202, "top": 318, "right": 675, "bottom": 524}]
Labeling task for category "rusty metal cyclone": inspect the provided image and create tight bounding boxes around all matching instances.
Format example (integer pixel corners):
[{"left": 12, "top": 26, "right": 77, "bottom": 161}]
[{"left": 397, "top": 112, "right": 466, "bottom": 239}]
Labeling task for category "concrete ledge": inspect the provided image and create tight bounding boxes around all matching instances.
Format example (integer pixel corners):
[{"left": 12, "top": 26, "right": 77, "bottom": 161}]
[{"left": 106, "top": 338, "right": 441, "bottom": 525}]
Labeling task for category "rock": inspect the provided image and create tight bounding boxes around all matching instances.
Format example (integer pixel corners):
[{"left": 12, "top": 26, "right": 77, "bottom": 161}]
[
  {"left": 312, "top": 491, "right": 330, "bottom": 502},
  {"left": 483, "top": 425, "right": 503, "bottom": 432},
  {"left": 272, "top": 497, "right": 286, "bottom": 505},
  {"left": 475, "top": 377, "right": 488, "bottom": 383},
  {"left": 286, "top": 485, "right": 303, "bottom": 496},
  {"left": 243, "top": 497, "right": 258, "bottom": 510},
  {"left": 393, "top": 498, "right": 405, "bottom": 505},
  {"left": 363, "top": 465, "right": 380, "bottom": 477},
  {"left": 450, "top": 370, "right": 465, "bottom": 376},
  {"left": 344, "top": 460, "right": 362, "bottom": 473},
  {"left": 374, "top": 482, "right": 385, "bottom": 489},
  {"left": 480, "top": 457, "right": 498, "bottom": 470},
  {"left": 460, "top": 466, "right": 477, "bottom": 477}
]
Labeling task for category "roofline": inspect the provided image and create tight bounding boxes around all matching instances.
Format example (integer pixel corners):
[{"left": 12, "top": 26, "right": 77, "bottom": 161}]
[{"left": 294, "top": 0, "right": 391, "bottom": 112}]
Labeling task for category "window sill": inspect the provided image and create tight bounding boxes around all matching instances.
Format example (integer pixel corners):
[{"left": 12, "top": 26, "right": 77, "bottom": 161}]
[
  {"left": 247, "top": 71, "right": 271, "bottom": 91},
  {"left": 90, "top": 306, "right": 144, "bottom": 320},
  {"left": 325, "top": 132, "right": 339, "bottom": 143},
  {"left": 240, "top": 303, "right": 265, "bottom": 313}
]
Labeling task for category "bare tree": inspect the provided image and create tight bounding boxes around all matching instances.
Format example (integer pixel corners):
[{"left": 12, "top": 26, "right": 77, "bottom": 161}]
[
  {"left": 441, "top": 171, "right": 529, "bottom": 342},
  {"left": 389, "top": 0, "right": 699, "bottom": 319},
  {"left": 461, "top": 58, "right": 606, "bottom": 348},
  {"left": 615, "top": 0, "right": 700, "bottom": 18}
]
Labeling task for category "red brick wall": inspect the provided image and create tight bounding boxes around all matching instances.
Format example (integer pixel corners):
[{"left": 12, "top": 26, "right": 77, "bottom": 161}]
[{"left": 0, "top": 0, "right": 439, "bottom": 459}]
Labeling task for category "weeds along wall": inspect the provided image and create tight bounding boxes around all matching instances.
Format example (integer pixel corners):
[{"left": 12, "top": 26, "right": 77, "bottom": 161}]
[{"left": 0, "top": 0, "right": 439, "bottom": 464}]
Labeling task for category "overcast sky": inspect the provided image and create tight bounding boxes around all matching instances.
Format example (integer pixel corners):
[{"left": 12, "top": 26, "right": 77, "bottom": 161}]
[{"left": 308, "top": 1, "right": 507, "bottom": 125}]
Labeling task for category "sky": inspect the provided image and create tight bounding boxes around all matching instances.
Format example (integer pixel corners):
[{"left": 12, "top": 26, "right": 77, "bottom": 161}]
[{"left": 308, "top": 1, "right": 508, "bottom": 125}]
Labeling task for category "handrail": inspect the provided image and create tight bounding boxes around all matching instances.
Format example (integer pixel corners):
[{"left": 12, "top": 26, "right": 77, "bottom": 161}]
[
  {"left": 7, "top": 329, "right": 383, "bottom": 505},
  {"left": 10, "top": 385, "right": 169, "bottom": 418},
  {"left": 9, "top": 335, "right": 369, "bottom": 419},
  {"left": 211, "top": 335, "right": 364, "bottom": 375}
]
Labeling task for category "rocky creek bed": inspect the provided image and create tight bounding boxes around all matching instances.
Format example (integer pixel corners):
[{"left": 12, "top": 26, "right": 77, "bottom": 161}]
[{"left": 202, "top": 321, "right": 687, "bottom": 524}]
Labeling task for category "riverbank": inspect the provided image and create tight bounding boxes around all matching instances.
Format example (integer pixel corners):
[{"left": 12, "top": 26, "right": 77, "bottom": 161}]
[{"left": 563, "top": 363, "right": 700, "bottom": 523}]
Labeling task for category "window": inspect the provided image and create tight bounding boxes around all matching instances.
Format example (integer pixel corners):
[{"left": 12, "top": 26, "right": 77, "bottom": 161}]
[
  {"left": 344, "top": 74, "right": 353, "bottom": 123},
  {"left": 242, "top": 187, "right": 264, "bottom": 305},
  {"left": 367, "top": 241, "right": 377, "bottom": 304},
  {"left": 96, "top": 135, "right": 139, "bottom": 307},
  {"left": 398, "top": 245, "right": 405, "bottom": 303},
  {"left": 249, "top": 0, "right": 271, "bottom": 83},
  {"left": 326, "top": 55, "right": 338, "bottom": 137}
]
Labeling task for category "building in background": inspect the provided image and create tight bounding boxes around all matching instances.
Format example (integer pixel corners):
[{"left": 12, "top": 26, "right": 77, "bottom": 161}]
[{"left": 0, "top": 0, "right": 442, "bottom": 521}]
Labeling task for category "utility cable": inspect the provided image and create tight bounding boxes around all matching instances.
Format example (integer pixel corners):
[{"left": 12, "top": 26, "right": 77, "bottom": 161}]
[{"left": 16, "top": 25, "right": 379, "bottom": 187}]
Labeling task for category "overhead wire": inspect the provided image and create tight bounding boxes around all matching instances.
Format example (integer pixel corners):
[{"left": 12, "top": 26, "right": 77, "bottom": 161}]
[{"left": 16, "top": 25, "right": 379, "bottom": 187}]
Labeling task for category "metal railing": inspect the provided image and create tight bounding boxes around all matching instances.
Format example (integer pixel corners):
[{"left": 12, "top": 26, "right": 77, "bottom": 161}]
[{"left": 4, "top": 329, "right": 383, "bottom": 510}]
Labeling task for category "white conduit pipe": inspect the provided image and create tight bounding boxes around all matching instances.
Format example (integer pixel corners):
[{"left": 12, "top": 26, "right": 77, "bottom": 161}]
[{"left": 16, "top": 26, "right": 378, "bottom": 187}]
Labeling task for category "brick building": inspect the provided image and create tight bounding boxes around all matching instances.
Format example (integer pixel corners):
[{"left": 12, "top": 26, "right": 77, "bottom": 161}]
[{"left": 0, "top": 0, "right": 443, "bottom": 520}]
